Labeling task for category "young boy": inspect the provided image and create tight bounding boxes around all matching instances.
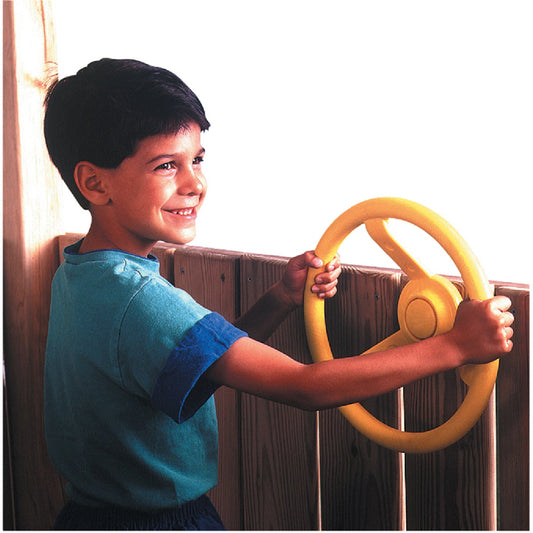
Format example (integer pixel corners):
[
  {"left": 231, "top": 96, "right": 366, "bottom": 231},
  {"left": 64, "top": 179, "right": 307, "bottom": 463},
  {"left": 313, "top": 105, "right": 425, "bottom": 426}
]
[{"left": 43, "top": 58, "right": 513, "bottom": 530}]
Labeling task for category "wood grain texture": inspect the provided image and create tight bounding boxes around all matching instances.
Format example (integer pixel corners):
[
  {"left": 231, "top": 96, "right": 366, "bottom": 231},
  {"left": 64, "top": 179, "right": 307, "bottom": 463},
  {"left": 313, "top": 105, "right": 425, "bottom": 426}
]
[
  {"left": 495, "top": 284, "right": 529, "bottom": 530},
  {"left": 404, "top": 398, "right": 496, "bottom": 530},
  {"left": 239, "top": 255, "right": 320, "bottom": 530},
  {"left": 319, "top": 266, "right": 405, "bottom": 530},
  {"left": 3, "top": 1, "right": 68, "bottom": 529}
]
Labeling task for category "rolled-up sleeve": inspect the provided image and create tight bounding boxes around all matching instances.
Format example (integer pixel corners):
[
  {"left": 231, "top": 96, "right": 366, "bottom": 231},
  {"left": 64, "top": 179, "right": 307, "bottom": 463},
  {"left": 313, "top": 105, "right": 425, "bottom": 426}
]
[{"left": 151, "top": 312, "right": 247, "bottom": 422}]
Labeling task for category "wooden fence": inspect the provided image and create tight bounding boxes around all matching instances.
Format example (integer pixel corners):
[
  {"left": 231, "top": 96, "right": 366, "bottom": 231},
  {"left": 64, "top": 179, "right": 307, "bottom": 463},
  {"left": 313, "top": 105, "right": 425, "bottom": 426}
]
[{"left": 3, "top": 234, "right": 529, "bottom": 530}]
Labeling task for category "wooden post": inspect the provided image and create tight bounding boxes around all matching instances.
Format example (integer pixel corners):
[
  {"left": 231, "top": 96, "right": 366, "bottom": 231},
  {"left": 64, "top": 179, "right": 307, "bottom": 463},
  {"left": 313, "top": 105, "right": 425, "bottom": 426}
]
[{"left": 3, "top": 0, "right": 68, "bottom": 528}]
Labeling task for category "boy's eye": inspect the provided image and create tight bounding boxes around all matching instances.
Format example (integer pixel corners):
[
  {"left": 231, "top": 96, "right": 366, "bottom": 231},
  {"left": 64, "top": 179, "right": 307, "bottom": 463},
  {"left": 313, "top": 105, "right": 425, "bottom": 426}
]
[
  {"left": 193, "top": 156, "right": 204, "bottom": 165},
  {"left": 155, "top": 161, "right": 176, "bottom": 171}
]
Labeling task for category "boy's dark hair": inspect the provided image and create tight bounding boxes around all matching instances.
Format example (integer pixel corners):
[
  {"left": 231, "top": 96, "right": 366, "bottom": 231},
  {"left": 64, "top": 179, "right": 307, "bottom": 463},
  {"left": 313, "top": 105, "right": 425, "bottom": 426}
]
[{"left": 44, "top": 58, "right": 210, "bottom": 209}]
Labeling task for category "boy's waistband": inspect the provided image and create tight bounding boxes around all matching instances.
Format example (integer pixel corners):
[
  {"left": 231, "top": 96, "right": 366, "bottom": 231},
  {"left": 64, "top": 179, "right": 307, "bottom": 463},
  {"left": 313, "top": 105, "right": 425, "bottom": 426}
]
[{"left": 53, "top": 494, "right": 225, "bottom": 530}]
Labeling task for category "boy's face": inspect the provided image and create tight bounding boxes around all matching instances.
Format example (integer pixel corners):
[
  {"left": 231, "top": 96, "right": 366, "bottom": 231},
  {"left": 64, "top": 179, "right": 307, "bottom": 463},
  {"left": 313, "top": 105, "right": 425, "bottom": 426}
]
[{"left": 99, "top": 123, "right": 206, "bottom": 256}]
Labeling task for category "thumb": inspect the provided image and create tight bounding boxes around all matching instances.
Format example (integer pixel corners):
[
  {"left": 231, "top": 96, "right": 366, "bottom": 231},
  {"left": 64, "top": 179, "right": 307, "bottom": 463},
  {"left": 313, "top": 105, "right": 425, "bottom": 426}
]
[{"left": 300, "top": 251, "right": 323, "bottom": 270}]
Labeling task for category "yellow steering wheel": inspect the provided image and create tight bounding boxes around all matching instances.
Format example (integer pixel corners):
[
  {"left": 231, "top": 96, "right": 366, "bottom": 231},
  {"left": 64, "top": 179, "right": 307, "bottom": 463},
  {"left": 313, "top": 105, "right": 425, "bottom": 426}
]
[{"left": 304, "top": 197, "right": 498, "bottom": 453}]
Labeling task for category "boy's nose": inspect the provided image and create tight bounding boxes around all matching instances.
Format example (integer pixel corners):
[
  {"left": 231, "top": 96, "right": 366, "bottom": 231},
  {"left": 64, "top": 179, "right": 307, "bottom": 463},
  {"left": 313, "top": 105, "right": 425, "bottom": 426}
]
[{"left": 178, "top": 168, "right": 204, "bottom": 196}]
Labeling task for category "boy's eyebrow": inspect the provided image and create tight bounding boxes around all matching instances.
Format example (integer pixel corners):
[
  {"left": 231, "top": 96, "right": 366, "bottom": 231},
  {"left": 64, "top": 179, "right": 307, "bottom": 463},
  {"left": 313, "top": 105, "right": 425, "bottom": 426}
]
[{"left": 146, "top": 147, "right": 205, "bottom": 165}]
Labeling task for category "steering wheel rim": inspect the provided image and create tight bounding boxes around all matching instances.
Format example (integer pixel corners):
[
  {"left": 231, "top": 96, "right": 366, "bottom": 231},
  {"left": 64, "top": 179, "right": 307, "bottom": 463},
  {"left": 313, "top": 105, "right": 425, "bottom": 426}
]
[{"left": 304, "top": 197, "right": 498, "bottom": 453}]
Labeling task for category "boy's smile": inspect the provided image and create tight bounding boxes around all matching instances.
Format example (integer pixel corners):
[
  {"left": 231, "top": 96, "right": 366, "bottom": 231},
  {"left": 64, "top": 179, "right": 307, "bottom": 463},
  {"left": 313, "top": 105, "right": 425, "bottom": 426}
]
[{"left": 80, "top": 123, "right": 207, "bottom": 256}]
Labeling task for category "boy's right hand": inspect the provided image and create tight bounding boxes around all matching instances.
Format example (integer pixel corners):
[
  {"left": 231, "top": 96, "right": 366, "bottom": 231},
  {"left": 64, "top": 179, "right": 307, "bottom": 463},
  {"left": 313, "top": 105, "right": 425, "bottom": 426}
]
[{"left": 448, "top": 296, "right": 514, "bottom": 365}]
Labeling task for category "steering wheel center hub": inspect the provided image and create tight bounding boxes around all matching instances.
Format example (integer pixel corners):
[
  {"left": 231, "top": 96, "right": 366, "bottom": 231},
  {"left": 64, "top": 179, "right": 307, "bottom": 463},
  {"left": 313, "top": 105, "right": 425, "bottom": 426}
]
[
  {"left": 405, "top": 298, "right": 436, "bottom": 339},
  {"left": 398, "top": 275, "right": 462, "bottom": 343}
]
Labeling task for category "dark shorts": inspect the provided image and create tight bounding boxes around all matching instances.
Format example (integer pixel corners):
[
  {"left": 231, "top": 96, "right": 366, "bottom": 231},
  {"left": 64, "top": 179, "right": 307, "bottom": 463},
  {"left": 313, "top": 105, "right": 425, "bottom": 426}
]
[{"left": 53, "top": 494, "right": 225, "bottom": 530}]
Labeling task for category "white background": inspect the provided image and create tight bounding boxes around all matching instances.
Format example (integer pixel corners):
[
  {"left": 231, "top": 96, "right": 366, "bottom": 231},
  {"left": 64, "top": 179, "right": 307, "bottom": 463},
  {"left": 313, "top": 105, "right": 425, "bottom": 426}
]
[{"left": 53, "top": 0, "right": 531, "bottom": 284}]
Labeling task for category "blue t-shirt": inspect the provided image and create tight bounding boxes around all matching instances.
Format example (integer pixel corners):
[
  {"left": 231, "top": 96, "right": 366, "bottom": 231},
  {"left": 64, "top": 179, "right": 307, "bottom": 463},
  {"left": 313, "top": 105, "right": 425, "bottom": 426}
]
[{"left": 44, "top": 242, "right": 247, "bottom": 511}]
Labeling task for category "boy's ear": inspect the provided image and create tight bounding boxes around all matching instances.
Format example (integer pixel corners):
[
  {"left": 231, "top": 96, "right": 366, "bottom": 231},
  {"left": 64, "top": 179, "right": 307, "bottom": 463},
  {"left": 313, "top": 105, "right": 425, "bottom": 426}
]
[{"left": 74, "top": 162, "right": 111, "bottom": 206}]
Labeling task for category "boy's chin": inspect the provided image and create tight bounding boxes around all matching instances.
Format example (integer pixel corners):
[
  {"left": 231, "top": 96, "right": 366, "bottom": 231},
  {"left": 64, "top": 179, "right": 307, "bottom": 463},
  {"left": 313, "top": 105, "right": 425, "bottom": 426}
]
[{"left": 164, "top": 230, "right": 196, "bottom": 246}]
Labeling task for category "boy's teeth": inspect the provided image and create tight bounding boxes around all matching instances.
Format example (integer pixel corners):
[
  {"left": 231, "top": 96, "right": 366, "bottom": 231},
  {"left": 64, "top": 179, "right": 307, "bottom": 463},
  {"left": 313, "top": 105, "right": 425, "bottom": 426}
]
[{"left": 175, "top": 208, "right": 192, "bottom": 215}]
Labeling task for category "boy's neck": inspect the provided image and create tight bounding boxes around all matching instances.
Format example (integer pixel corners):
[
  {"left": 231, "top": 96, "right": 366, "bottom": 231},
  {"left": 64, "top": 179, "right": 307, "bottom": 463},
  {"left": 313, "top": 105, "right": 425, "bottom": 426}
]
[{"left": 79, "top": 222, "right": 155, "bottom": 257}]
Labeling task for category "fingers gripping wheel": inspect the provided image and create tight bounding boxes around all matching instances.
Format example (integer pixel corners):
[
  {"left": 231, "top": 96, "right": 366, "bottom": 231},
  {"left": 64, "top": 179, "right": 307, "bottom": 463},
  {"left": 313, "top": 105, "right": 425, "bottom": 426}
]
[{"left": 304, "top": 197, "right": 498, "bottom": 453}]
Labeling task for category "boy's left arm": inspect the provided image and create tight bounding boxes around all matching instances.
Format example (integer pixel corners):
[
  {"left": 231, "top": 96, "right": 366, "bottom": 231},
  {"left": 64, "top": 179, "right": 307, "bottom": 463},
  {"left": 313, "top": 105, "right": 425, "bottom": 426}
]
[{"left": 235, "top": 251, "right": 341, "bottom": 342}]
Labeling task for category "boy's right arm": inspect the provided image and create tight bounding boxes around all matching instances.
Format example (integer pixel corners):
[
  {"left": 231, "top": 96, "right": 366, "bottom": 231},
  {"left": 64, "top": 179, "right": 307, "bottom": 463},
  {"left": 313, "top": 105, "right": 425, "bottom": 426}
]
[{"left": 205, "top": 296, "right": 514, "bottom": 411}]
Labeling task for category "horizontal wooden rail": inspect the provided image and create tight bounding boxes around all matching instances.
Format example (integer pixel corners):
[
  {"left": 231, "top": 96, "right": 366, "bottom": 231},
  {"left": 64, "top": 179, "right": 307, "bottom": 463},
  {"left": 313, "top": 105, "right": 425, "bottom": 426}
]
[{"left": 3, "top": 234, "right": 529, "bottom": 530}]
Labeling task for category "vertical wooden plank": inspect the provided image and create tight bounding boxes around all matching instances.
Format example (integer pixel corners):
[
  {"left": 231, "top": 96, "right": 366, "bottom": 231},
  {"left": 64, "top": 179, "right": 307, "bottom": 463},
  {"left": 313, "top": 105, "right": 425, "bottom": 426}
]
[
  {"left": 404, "top": 279, "right": 496, "bottom": 530},
  {"left": 151, "top": 242, "right": 178, "bottom": 284},
  {"left": 495, "top": 284, "right": 529, "bottom": 530},
  {"left": 319, "top": 266, "right": 405, "bottom": 530},
  {"left": 3, "top": 1, "right": 68, "bottom": 529},
  {"left": 173, "top": 245, "right": 243, "bottom": 530},
  {"left": 240, "top": 255, "right": 320, "bottom": 530},
  {"left": 404, "top": 392, "right": 496, "bottom": 530}
]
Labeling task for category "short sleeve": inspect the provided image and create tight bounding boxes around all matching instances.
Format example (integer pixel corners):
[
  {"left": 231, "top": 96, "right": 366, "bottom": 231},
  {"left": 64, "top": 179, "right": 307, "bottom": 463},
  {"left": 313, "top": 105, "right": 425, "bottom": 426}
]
[{"left": 117, "top": 278, "right": 247, "bottom": 421}]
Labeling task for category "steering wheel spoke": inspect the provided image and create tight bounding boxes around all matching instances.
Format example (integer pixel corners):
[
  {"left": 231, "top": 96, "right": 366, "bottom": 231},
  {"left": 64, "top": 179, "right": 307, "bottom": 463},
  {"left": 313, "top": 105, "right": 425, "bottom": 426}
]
[
  {"left": 365, "top": 217, "right": 430, "bottom": 281},
  {"left": 361, "top": 330, "right": 411, "bottom": 355}
]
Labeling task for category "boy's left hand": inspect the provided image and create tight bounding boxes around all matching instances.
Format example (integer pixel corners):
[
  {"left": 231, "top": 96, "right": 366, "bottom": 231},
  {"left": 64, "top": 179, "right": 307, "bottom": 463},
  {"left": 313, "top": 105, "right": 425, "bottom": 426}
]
[{"left": 280, "top": 251, "right": 341, "bottom": 307}]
